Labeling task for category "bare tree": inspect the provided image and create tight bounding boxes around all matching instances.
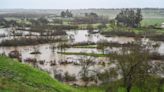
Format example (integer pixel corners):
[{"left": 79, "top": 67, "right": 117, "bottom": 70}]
[
  {"left": 79, "top": 56, "right": 95, "bottom": 86},
  {"left": 110, "top": 40, "right": 152, "bottom": 92}
]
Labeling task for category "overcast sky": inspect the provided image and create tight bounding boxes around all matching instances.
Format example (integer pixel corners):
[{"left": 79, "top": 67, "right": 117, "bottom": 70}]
[{"left": 1, "top": 0, "right": 164, "bottom": 9}]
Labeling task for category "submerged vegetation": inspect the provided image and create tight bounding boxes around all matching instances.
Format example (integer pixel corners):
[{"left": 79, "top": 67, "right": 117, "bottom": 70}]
[{"left": 0, "top": 37, "right": 67, "bottom": 46}]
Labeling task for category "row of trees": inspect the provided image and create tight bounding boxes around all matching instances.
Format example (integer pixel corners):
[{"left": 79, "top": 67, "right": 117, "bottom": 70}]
[{"left": 73, "top": 12, "right": 109, "bottom": 24}]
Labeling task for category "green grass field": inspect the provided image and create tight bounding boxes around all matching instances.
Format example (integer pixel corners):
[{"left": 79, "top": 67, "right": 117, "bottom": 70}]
[
  {"left": 58, "top": 52, "right": 111, "bottom": 57},
  {"left": 141, "top": 18, "right": 164, "bottom": 26}
]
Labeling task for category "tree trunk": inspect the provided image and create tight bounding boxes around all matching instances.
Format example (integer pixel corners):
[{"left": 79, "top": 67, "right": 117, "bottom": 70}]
[
  {"left": 157, "top": 86, "right": 162, "bottom": 92},
  {"left": 127, "top": 85, "right": 131, "bottom": 92},
  {"left": 125, "top": 77, "right": 132, "bottom": 92}
]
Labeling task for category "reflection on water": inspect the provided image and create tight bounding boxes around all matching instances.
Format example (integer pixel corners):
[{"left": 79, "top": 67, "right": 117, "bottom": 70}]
[
  {"left": 158, "top": 42, "right": 164, "bottom": 55},
  {"left": 66, "top": 30, "right": 134, "bottom": 43}
]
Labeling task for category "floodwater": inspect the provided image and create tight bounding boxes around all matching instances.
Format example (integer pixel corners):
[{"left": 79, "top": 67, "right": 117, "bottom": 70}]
[
  {"left": 0, "top": 29, "right": 135, "bottom": 62},
  {"left": 0, "top": 29, "right": 163, "bottom": 86},
  {"left": 67, "top": 30, "right": 134, "bottom": 43}
]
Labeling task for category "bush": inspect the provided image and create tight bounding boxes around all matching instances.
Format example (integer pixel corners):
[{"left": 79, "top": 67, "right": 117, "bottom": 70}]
[{"left": 64, "top": 72, "right": 76, "bottom": 82}]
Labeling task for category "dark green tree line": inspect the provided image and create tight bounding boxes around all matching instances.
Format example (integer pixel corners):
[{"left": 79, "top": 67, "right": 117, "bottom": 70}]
[{"left": 115, "top": 9, "right": 142, "bottom": 28}]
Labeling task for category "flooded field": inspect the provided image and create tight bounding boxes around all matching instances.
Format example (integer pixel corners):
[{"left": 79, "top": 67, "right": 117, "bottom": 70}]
[
  {"left": 1, "top": 1, "right": 164, "bottom": 91},
  {"left": 0, "top": 28, "right": 163, "bottom": 85}
]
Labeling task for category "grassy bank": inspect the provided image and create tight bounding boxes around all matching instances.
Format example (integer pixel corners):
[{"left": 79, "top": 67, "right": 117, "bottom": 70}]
[
  {"left": 58, "top": 52, "right": 111, "bottom": 57},
  {"left": 74, "top": 45, "right": 97, "bottom": 48},
  {"left": 0, "top": 56, "right": 104, "bottom": 92}
]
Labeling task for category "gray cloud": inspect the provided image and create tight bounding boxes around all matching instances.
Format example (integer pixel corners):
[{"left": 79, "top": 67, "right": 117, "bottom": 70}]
[{"left": 1, "top": 0, "right": 164, "bottom": 9}]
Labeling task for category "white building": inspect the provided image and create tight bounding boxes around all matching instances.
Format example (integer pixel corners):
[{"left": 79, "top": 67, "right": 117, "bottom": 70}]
[{"left": 161, "top": 23, "right": 164, "bottom": 28}]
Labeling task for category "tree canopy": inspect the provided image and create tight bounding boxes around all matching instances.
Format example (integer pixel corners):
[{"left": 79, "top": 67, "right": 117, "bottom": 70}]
[
  {"left": 61, "top": 10, "right": 73, "bottom": 18},
  {"left": 115, "top": 9, "right": 142, "bottom": 28}
]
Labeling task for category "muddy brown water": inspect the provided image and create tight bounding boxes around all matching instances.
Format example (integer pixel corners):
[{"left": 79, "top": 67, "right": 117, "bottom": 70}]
[{"left": 0, "top": 29, "right": 163, "bottom": 86}]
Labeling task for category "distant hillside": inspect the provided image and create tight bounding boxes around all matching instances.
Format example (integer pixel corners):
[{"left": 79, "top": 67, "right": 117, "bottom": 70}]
[{"left": 0, "top": 8, "right": 164, "bottom": 19}]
